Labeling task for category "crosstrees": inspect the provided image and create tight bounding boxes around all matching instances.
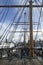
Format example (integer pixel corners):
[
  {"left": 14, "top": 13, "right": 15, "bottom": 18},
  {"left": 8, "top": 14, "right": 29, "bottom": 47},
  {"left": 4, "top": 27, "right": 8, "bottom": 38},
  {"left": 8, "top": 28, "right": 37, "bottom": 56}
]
[{"left": 0, "top": 5, "right": 43, "bottom": 8}]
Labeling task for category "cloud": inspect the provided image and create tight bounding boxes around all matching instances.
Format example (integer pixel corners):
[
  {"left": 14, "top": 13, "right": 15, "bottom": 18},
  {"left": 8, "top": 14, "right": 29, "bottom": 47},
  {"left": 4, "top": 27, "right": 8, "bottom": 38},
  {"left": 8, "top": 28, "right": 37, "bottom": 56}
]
[{"left": 0, "top": 0, "right": 43, "bottom": 43}]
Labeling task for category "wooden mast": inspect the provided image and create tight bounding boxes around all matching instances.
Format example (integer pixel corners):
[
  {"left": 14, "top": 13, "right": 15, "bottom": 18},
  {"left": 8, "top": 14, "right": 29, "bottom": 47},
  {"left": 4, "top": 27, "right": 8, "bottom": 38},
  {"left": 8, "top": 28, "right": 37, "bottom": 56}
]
[
  {"left": 29, "top": 0, "right": 34, "bottom": 57},
  {"left": 24, "top": 12, "right": 26, "bottom": 47}
]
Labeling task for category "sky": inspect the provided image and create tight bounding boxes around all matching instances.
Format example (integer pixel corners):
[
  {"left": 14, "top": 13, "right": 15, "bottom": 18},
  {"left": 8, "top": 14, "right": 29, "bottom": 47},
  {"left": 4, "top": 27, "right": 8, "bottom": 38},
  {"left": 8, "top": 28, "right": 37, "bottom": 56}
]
[{"left": 0, "top": 0, "right": 43, "bottom": 43}]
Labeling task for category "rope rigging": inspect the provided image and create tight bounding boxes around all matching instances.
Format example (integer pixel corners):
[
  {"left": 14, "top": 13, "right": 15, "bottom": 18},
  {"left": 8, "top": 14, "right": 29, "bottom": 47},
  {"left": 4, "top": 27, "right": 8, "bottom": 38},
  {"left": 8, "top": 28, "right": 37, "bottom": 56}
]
[
  {"left": 18, "top": 34, "right": 23, "bottom": 43},
  {"left": 0, "top": 0, "right": 9, "bottom": 30},
  {"left": 9, "top": 2, "right": 27, "bottom": 40},
  {"left": 0, "top": 0, "right": 42, "bottom": 44},
  {"left": 0, "top": 0, "right": 8, "bottom": 22},
  {"left": 0, "top": 0, "right": 43, "bottom": 59},
  {"left": 0, "top": 8, "right": 9, "bottom": 30},
  {"left": 0, "top": 0, "right": 8, "bottom": 14},
  {"left": 7, "top": 0, "right": 27, "bottom": 41},
  {"left": 34, "top": 0, "right": 42, "bottom": 5},
  {"left": 0, "top": 8, "right": 4, "bottom": 15},
  {"left": 0, "top": 0, "right": 27, "bottom": 40},
  {"left": 3, "top": 0, "right": 28, "bottom": 42},
  {"left": 34, "top": 0, "right": 43, "bottom": 48},
  {"left": 35, "top": 9, "right": 42, "bottom": 40},
  {"left": 35, "top": 1, "right": 43, "bottom": 41},
  {"left": 0, "top": 0, "right": 32, "bottom": 42},
  {"left": 0, "top": 0, "right": 28, "bottom": 42},
  {"left": 38, "top": 0, "right": 42, "bottom": 4},
  {"left": 17, "top": 24, "right": 25, "bottom": 43},
  {"left": 0, "top": 8, "right": 7, "bottom": 23}
]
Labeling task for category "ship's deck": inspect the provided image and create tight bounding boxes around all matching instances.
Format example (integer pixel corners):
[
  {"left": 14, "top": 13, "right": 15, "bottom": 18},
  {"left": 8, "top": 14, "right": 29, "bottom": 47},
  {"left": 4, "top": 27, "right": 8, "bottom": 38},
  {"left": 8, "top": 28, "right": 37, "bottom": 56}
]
[{"left": 0, "top": 58, "right": 43, "bottom": 65}]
